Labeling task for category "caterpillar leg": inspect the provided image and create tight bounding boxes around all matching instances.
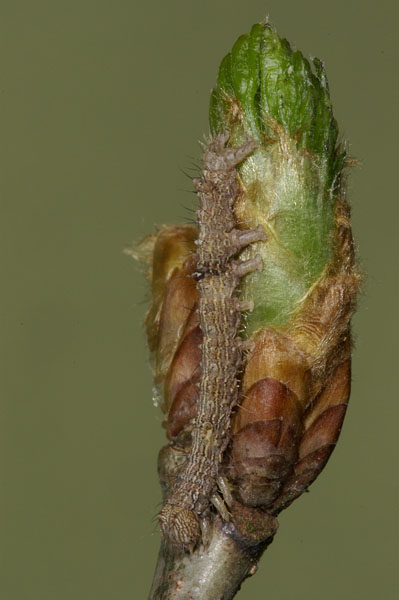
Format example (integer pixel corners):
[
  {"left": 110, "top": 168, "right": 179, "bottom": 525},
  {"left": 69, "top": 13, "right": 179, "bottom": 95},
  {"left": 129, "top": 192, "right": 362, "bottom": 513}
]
[
  {"left": 210, "top": 492, "right": 231, "bottom": 522},
  {"left": 234, "top": 298, "right": 254, "bottom": 312},
  {"left": 232, "top": 255, "right": 263, "bottom": 277},
  {"left": 217, "top": 474, "right": 233, "bottom": 508},
  {"left": 231, "top": 225, "right": 266, "bottom": 251},
  {"left": 203, "top": 134, "right": 257, "bottom": 170},
  {"left": 199, "top": 515, "right": 212, "bottom": 547}
]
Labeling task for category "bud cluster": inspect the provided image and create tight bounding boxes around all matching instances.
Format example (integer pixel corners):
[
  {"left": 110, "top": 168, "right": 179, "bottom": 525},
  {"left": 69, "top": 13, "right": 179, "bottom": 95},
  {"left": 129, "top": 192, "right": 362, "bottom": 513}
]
[{"left": 131, "top": 23, "right": 359, "bottom": 549}]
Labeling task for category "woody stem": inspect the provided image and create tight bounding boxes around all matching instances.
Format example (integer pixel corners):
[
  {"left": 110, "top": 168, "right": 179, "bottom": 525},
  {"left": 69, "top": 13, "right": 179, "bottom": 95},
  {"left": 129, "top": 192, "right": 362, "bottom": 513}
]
[{"left": 148, "top": 518, "right": 273, "bottom": 600}]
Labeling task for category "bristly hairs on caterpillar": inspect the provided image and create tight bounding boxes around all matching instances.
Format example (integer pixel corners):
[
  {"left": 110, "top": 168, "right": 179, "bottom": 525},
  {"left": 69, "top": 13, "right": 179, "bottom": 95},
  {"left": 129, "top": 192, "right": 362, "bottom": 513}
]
[{"left": 157, "top": 133, "right": 267, "bottom": 548}]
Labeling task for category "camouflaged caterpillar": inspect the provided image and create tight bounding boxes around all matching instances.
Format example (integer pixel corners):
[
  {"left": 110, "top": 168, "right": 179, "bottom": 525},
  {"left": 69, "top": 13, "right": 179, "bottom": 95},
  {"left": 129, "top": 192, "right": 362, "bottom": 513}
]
[{"left": 158, "top": 132, "right": 266, "bottom": 548}]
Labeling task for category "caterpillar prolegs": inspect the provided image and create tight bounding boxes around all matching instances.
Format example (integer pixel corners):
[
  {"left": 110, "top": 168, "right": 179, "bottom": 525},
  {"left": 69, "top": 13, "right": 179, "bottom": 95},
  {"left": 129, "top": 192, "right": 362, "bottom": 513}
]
[{"left": 157, "top": 133, "right": 266, "bottom": 547}]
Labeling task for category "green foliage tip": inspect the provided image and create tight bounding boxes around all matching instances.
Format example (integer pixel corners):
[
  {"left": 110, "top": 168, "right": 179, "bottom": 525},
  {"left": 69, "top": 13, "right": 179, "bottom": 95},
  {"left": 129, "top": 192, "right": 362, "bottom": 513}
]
[
  {"left": 209, "top": 23, "right": 346, "bottom": 334},
  {"left": 209, "top": 23, "right": 344, "bottom": 189}
]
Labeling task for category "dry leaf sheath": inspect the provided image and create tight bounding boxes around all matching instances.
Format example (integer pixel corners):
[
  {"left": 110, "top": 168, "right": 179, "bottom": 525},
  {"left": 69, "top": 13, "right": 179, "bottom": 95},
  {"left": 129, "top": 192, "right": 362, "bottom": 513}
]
[{"left": 128, "top": 22, "right": 360, "bottom": 600}]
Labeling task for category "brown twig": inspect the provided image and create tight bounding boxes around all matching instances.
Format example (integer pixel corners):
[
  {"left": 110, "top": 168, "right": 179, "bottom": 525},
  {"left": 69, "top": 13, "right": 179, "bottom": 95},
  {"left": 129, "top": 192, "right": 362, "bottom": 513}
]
[{"left": 149, "top": 515, "right": 275, "bottom": 600}]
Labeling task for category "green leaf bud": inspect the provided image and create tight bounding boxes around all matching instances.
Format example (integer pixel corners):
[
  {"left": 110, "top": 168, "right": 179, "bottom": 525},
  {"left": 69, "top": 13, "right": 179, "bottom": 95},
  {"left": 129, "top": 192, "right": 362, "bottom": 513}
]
[{"left": 209, "top": 23, "right": 347, "bottom": 335}]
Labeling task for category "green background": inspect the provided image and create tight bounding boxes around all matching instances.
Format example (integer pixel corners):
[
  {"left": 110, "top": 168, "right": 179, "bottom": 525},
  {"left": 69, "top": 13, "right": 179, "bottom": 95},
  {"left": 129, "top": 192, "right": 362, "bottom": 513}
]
[{"left": 1, "top": 1, "right": 397, "bottom": 598}]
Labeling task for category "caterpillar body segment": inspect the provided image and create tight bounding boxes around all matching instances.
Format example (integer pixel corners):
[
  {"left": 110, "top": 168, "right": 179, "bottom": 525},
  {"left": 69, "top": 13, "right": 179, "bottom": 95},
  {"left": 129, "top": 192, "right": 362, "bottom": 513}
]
[{"left": 158, "top": 134, "right": 266, "bottom": 548}]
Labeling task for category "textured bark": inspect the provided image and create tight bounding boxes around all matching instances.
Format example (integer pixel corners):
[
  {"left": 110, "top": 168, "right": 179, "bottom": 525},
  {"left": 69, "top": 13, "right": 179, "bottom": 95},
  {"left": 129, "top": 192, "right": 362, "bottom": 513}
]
[{"left": 149, "top": 512, "right": 276, "bottom": 600}]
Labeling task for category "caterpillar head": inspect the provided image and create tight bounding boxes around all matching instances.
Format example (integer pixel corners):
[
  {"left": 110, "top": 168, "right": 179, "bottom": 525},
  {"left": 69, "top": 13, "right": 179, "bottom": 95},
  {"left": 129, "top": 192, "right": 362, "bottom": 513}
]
[{"left": 158, "top": 504, "right": 201, "bottom": 551}]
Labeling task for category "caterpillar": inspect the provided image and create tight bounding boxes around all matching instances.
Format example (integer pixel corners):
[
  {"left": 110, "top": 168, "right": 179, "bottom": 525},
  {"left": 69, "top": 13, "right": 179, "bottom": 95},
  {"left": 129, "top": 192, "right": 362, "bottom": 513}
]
[{"left": 157, "top": 132, "right": 266, "bottom": 548}]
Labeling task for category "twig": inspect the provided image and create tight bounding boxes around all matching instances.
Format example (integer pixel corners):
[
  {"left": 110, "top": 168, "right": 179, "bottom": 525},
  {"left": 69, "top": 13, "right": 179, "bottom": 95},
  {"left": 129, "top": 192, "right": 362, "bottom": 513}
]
[{"left": 149, "top": 515, "right": 275, "bottom": 600}]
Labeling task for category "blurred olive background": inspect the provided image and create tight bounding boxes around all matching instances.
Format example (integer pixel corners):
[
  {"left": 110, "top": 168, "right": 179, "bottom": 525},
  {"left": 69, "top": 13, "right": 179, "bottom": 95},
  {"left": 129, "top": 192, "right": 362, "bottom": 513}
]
[{"left": 1, "top": 1, "right": 397, "bottom": 598}]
